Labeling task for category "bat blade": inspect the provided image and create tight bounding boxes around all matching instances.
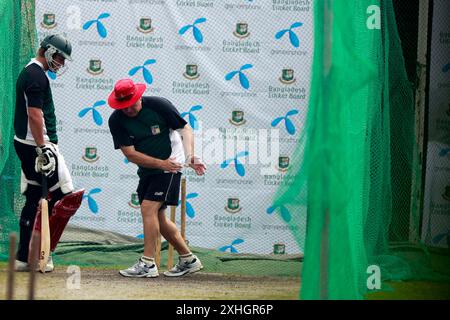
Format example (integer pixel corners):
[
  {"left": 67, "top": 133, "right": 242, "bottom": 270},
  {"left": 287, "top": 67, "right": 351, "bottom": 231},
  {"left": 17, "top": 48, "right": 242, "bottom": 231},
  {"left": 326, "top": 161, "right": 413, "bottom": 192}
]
[{"left": 39, "top": 199, "right": 50, "bottom": 273}]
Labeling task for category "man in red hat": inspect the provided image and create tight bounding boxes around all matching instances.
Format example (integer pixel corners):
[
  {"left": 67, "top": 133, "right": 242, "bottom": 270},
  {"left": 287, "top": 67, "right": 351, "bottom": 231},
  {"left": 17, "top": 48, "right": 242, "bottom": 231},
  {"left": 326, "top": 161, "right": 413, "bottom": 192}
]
[{"left": 108, "top": 78, "right": 206, "bottom": 278}]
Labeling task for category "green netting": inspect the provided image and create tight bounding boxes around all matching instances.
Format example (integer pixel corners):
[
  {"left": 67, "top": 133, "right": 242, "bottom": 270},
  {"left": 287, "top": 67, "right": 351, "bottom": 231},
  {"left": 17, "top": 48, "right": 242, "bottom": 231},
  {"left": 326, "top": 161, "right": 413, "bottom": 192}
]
[
  {"left": 273, "top": 0, "right": 449, "bottom": 299},
  {"left": 1, "top": 0, "right": 449, "bottom": 300},
  {"left": 0, "top": 0, "right": 37, "bottom": 261}
]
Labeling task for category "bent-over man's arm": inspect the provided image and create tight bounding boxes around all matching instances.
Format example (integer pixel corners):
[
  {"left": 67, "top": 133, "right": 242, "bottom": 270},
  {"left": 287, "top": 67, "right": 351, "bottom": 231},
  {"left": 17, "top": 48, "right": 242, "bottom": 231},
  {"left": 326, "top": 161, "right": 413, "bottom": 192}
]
[{"left": 120, "top": 145, "right": 183, "bottom": 173}]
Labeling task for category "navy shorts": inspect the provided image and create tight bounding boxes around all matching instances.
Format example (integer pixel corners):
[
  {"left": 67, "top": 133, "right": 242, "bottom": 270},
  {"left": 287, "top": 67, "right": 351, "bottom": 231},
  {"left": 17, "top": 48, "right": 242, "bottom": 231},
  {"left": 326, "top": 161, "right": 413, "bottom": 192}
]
[{"left": 137, "top": 172, "right": 182, "bottom": 207}]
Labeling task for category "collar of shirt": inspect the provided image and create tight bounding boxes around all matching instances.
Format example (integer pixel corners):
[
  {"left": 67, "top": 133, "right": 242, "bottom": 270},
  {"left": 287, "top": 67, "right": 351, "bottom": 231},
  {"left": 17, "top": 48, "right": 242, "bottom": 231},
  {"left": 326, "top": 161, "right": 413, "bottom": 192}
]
[{"left": 26, "top": 58, "right": 45, "bottom": 70}]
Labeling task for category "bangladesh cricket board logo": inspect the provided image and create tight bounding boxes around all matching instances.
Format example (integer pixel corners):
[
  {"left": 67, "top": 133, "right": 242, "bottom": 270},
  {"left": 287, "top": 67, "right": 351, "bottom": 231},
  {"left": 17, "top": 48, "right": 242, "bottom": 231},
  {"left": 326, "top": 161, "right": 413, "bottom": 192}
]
[
  {"left": 279, "top": 68, "right": 296, "bottom": 84},
  {"left": 225, "top": 198, "right": 241, "bottom": 214},
  {"left": 273, "top": 243, "right": 286, "bottom": 255},
  {"left": 229, "top": 110, "right": 246, "bottom": 126},
  {"left": 41, "top": 13, "right": 57, "bottom": 29},
  {"left": 129, "top": 193, "right": 140, "bottom": 208},
  {"left": 233, "top": 22, "right": 250, "bottom": 39},
  {"left": 82, "top": 147, "right": 99, "bottom": 163},
  {"left": 276, "top": 156, "right": 290, "bottom": 172},
  {"left": 137, "top": 17, "right": 154, "bottom": 33},
  {"left": 151, "top": 125, "right": 161, "bottom": 135},
  {"left": 183, "top": 64, "right": 199, "bottom": 80},
  {"left": 87, "top": 59, "right": 103, "bottom": 75}
]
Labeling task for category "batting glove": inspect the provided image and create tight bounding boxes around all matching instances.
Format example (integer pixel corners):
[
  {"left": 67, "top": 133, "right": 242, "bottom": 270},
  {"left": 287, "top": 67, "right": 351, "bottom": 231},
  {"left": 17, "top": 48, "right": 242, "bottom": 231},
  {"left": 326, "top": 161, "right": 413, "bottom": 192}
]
[{"left": 35, "top": 145, "right": 56, "bottom": 177}]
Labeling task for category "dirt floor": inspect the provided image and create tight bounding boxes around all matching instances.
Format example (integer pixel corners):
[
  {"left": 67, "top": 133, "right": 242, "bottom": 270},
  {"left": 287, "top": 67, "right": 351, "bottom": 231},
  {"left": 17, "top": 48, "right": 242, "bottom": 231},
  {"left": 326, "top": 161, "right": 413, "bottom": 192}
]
[{"left": 0, "top": 265, "right": 300, "bottom": 300}]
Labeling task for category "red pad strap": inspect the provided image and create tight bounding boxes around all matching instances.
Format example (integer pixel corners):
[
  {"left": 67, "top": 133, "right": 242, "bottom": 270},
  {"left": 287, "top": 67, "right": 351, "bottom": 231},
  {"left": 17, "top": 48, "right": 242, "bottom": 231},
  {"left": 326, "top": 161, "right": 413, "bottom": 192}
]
[{"left": 49, "top": 189, "right": 85, "bottom": 251}]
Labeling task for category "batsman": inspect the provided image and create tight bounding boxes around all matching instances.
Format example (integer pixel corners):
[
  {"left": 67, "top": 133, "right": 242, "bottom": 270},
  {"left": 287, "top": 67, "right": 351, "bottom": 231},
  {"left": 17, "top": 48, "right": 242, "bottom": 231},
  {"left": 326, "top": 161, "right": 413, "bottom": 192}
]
[{"left": 13, "top": 34, "right": 84, "bottom": 272}]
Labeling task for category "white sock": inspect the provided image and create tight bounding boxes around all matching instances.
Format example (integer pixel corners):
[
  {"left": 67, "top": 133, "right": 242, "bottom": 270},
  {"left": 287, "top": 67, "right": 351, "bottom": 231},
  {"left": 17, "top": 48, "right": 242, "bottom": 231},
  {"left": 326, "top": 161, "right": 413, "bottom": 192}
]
[
  {"left": 141, "top": 256, "right": 155, "bottom": 266},
  {"left": 179, "top": 253, "right": 193, "bottom": 263}
]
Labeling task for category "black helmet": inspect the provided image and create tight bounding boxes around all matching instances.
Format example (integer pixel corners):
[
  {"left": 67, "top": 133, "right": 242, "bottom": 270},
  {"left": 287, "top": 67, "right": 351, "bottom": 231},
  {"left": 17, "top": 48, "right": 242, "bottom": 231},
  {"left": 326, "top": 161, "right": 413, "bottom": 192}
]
[{"left": 40, "top": 34, "right": 72, "bottom": 61}]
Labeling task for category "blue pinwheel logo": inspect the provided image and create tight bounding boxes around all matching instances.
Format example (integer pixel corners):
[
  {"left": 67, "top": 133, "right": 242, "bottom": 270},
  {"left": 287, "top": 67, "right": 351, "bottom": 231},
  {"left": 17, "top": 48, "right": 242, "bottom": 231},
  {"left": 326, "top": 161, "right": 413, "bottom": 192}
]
[
  {"left": 83, "top": 13, "right": 110, "bottom": 38},
  {"left": 443, "top": 63, "right": 450, "bottom": 73},
  {"left": 266, "top": 204, "right": 292, "bottom": 222},
  {"left": 275, "top": 22, "right": 303, "bottom": 48},
  {"left": 433, "top": 230, "right": 450, "bottom": 247},
  {"left": 221, "top": 151, "right": 249, "bottom": 177},
  {"left": 124, "top": 157, "right": 130, "bottom": 164},
  {"left": 178, "top": 193, "right": 199, "bottom": 218},
  {"left": 129, "top": 59, "right": 156, "bottom": 85},
  {"left": 225, "top": 64, "right": 253, "bottom": 90},
  {"left": 47, "top": 70, "right": 56, "bottom": 80},
  {"left": 136, "top": 234, "right": 144, "bottom": 239},
  {"left": 439, "top": 148, "right": 450, "bottom": 157},
  {"left": 271, "top": 110, "right": 299, "bottom": 135},
  {"left": 179, "top": 18, "right": 207, "bottom": 43},
  {"left": 219, "top": 238, "right": 244, "bottom": 253},
  {"left": 83, "top": 188, "right": 102, "bottom": 214},
  {"left": 78, "top": 100, "right": 106, "bottom": 126},
  {"left": 181, "top": 105, "right": 202, "bottom": 130}
]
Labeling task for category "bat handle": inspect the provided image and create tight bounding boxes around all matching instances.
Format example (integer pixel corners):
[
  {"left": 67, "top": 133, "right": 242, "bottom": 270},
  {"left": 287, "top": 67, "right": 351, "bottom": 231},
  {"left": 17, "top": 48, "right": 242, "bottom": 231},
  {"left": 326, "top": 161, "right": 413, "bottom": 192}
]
[{"left": 42, "top": 174, "right": 48, "bottom": 199}]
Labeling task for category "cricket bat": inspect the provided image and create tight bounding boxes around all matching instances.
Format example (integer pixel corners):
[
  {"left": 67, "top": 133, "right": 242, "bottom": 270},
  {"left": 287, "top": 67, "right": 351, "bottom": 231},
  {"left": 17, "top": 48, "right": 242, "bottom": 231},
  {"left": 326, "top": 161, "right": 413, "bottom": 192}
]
[{"left": 39, "top": 176, "right": 50, "bottom": 273}]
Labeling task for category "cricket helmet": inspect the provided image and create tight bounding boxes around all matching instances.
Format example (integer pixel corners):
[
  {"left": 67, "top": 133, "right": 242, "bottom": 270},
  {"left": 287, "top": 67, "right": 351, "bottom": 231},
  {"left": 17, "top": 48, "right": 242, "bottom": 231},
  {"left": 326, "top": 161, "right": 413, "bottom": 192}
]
[{"left": 40, "top": 34, "right": 72, "bottom": 75}]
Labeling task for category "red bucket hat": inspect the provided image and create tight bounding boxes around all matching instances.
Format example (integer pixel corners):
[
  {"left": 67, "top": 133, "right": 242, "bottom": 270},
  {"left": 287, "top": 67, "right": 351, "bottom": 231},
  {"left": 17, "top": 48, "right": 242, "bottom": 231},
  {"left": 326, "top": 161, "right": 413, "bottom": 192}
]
[{"left": 108, "top": 79, "right": 146, "bottom": 110}]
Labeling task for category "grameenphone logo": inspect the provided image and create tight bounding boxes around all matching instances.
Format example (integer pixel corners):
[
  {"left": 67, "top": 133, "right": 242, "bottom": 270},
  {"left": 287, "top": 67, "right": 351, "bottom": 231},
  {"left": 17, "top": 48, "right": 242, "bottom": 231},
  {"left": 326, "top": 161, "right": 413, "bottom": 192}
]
[
  {"left": 275, "top": 22, "right": 303, "bottom": 48},
  {"left": 181, "top": 105, "right": 203, "bottom": 130},
  {"left": 439, "top": 148, "right": 450, "bottom": 158},
  {"left": 433, "top": 230, "right": 450, "bottom": 247},
  {"left": 82, "top": 188, "right": 102, "bottom": 214},
  {"left": 78, "top": 100, "right": 106, "bottom": 126},
  {"left": 266, "top": 204, "right": 292, "bottom": 222},
  {"left": 219, "top": 238, "right": 244, "bottom": 253},
  {"left": 83, "top": 13, "right": 110, "bottom": 39},
  {"left": 221, "top": 151, "right": 249, "bottom": 177},
  {"left": 179, "top": 18, "right": 207, "bottom": 44},
  {"left": 129, "top": 59, "right": 157, "bottom": 85},
  {"left": 271, "top": 110, "right": 299, "bottom": 135},
  {"left": 178, "top": 193, "right": 199, "bottom": 218},
  {"left": 225, "top": 64, "right": 253, "bottom": 90},
  {"left": 442, "top": 62, "right": 450, "bottom": 73}
]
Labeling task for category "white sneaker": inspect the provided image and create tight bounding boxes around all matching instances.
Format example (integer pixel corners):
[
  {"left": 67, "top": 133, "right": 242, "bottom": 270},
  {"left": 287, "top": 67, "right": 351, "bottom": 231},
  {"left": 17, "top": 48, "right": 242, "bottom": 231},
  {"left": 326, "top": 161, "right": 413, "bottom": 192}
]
[
  {"left": 14, "top": 260, "right": 30, "bottom": 272},
  {"left": 15, "top": 256, "right": 54, "bottom": 273},
  {"left": 35, "top": 255, "right": 54, "bottom": 273},
  {"left": 163, "top": 255, "right": 203, "bottom": 277},
  {"left": 119, "top": 258, "right": 159, "bottom": 278},
  {"left": 44, "top": 256, "right": 54, "bottom": 273}
]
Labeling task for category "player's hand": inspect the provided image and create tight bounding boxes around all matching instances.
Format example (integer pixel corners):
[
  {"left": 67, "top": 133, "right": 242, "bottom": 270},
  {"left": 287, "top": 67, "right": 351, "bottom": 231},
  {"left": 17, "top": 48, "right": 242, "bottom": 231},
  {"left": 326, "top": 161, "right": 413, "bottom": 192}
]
[
  {"left": 186, "top": 155, "right": 206, "bottom": 176},
  {"left": 35, "top": 145, "right": 56, "bottom": 177},
  {"left": 161, "top": 157, "right": 183, "bottom": 173}
]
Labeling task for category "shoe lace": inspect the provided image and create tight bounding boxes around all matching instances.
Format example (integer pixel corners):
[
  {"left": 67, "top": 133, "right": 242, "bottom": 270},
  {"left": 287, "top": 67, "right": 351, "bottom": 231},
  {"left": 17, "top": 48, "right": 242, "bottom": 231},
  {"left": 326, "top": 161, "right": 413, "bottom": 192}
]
[
  {"left": 172, "top": 261, "right": 186, "bottom": 272},
  {"left": 131, "top": 260, "right": 144, "bottom": 270}
]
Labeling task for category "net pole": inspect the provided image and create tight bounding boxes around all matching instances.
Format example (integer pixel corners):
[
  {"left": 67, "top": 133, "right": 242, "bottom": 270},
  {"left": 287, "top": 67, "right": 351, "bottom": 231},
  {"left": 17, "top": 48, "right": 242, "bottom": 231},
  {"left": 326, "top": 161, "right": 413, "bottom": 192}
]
[
  {"left": 7, "top": 233, "right": 17, "bottom": 300},
  {"left": 409, "top": 0, "right": 430, "bottom": 244}
]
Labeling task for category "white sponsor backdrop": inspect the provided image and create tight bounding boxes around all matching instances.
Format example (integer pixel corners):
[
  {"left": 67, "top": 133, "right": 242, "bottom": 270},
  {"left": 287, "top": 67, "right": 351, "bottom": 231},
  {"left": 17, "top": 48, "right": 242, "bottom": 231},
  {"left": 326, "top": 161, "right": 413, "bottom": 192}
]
[
  {"left": 35, "top": 0, "right": 314, "bottom": 255},
  {"left": 421, "top": 0, "right": 450, "bottom": 248}
]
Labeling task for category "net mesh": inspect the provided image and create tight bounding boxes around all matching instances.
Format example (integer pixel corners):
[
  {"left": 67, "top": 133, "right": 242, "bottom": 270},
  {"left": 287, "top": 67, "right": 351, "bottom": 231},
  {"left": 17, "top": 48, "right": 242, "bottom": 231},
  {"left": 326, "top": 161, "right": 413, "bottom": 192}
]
[
  {"left": 273, "top": 0, "right": 449, "bottom": 299},
  {"left": 0, "top": 0, "right": 37, "bottom": 261},
  {"left": 1, "top": 0, "right": 449, "bottom": 300}
]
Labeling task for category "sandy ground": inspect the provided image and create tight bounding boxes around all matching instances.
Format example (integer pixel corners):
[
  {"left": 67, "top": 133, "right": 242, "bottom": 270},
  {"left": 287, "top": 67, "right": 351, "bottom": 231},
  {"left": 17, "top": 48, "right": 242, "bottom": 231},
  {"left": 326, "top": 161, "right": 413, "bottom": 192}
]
[{"left": 0, "top": 266, "right": 300, "bottom": 300}]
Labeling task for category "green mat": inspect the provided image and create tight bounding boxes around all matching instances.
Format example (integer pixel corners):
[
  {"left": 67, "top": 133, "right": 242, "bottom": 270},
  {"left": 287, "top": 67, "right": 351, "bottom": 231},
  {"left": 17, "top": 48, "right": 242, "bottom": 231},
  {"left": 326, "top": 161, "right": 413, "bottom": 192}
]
[{"left": 50, "top": 241, "right": 302, "bottom": 278}]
